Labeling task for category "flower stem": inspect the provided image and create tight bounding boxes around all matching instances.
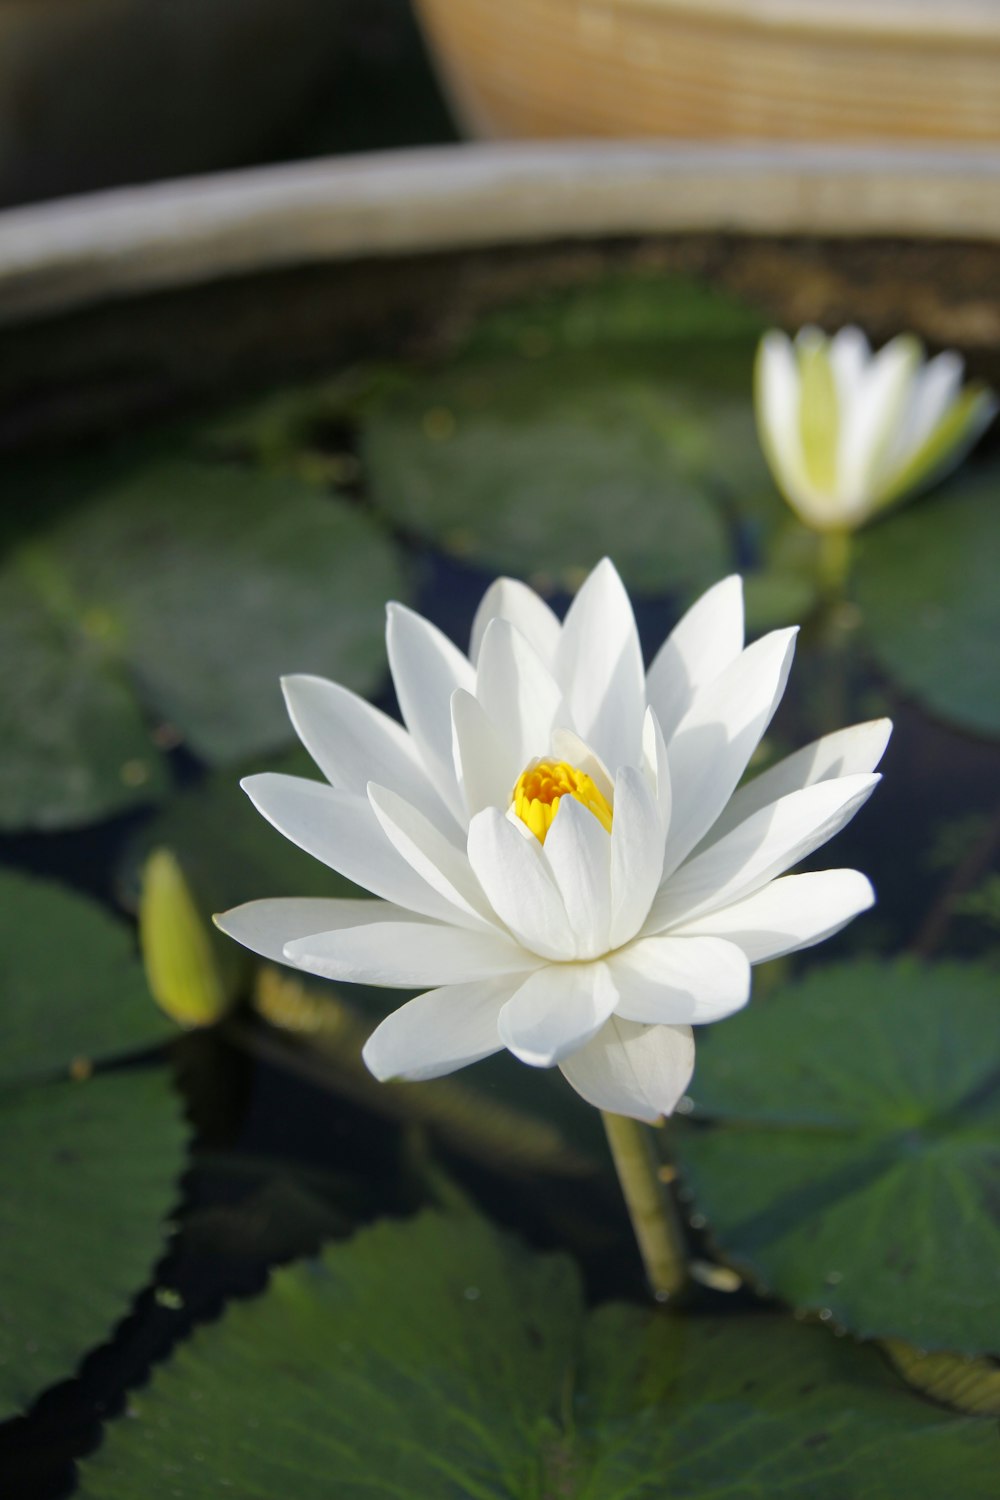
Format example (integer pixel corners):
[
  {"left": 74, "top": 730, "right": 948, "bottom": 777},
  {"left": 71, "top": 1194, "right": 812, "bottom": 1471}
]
[
  {"left": 602, "top": 1111, "right": 689, "bottom": 1301},
  {"left": 818, "top": 527, "right": 852, "bottom": 597}
]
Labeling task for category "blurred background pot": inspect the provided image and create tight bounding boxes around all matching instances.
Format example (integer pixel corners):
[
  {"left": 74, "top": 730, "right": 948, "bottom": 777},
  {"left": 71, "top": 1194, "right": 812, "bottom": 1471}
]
[{"left": 413, "top": 0, "right": 1000, "bottom": 145}]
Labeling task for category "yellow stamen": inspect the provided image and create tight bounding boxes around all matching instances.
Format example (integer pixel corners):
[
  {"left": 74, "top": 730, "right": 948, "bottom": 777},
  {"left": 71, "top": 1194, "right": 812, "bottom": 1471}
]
[{"left": 512, "top": 759, "right": 613, "bottom": 843}]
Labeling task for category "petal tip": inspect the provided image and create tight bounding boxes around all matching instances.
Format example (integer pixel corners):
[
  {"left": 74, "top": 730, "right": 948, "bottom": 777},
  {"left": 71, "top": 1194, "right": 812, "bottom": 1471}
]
[{"left": 360, "top": 1035, "right": 394, "bottom": 1083}]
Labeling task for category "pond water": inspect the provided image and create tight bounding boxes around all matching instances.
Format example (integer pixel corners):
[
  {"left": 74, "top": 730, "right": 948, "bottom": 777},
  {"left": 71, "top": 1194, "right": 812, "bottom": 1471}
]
[{"left": 1, "top": 242, "right": 999, "bottom": 1497}]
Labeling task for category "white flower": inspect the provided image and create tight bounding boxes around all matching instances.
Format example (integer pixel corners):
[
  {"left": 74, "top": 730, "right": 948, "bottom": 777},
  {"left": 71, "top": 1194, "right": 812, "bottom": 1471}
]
[
  {"left": 755, "top": 326, "right": 996, "bottom": 532},
  {"left": 218, "top": 561, "right": 888, "bottom": 1123}
]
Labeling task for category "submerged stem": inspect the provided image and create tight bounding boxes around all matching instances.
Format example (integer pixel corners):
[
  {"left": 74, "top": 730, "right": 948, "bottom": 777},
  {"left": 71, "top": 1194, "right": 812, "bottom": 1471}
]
[{"left": 601, "top": 1111, "right": 689, "bottom": 1301}]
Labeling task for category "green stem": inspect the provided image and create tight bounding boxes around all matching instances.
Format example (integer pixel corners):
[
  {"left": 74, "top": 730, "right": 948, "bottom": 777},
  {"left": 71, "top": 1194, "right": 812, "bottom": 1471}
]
[
  {"left": 817, "top": 527, "right": 852, "bottom": 597},
  {"left": 602, "top": 1111, "right": 689, "bottom": 1301}
]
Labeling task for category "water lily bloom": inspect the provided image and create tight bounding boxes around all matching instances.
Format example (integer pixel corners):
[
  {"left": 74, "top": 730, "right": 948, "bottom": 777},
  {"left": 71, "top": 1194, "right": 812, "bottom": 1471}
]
[
  {"left": 218, "top": 561, "right": 888, "bottom": 1122},
  {"left": 755, "top": 325, "right": 996, "bottom": 532}
]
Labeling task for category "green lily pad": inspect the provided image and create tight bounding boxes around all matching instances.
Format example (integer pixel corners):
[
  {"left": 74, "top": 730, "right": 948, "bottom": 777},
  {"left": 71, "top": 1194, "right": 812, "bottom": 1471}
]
[
  {"left": 855, "top": 467, "right": 1000, "bottom": 736},
  {"left": 362, "top": 275, "right": 772, "bottom": 593},
  {"left": 0, "top": 544, "right": 170, "bottom": 831},
  {"left": 79, "top": 1212, "right": 997, "bottom": 1499},
  {"left": 0, "top": 867, "right": 189, "bottom": 1417},
  {"left": 0, "top": 455, "right": 404, "bottom": 830},
  {"left": 461, "top": 271, "right": 768, "bottom": 354},
  {"left": 672, "top": 959, "right": 1000, "bottom": 1355},
  {"left": 0, "top": 1069, "right": 187, "bottom": 1420},
  {"left": 0, "top": 867, "right": 173, "bottom": 1086}
]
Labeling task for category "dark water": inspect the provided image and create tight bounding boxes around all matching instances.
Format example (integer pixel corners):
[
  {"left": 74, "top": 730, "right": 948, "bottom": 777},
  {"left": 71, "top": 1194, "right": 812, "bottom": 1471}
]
[
  {"left": 3, "top": 531, "right": 997, "bottom": 1498},
  {"left": 2, "top": 259, "right": 999, "bottom": 1498}
]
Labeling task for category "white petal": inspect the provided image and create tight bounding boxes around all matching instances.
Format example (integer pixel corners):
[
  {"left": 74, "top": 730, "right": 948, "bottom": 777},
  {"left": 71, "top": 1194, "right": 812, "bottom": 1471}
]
[
  {"left": 362, "top": 976, "right": 518, "bottom": 1082},
  {"left": 756, "top": 332, "right": 810, "bottom": 504},
  {"left": 554, "top": 558, "right": 645, "bottom": 770},
  {"left": 451, "top": 688, "right": 520, "bottom": 821},
  {"left": 828, "top": 326, "right": 870, "bottom": 397},
  {"left": 609, "top": 935, "right": 750, "bottom": 1024},
  {"left": 498, "top": 961, "right": 619, "bottom": 1067},
  {"left": 887, "top": 350, "right": 964, "bottom": 470},
  {"left": 702, "top": 718, "right": 892, "bottom": 849},
  {"left": 645, "top": 576, "right": 744, "bottom": 740},
  {"left": 648, "top": 772, "right": 880, "bottom": 930},
  {"left": 640, "top": 707, "right": 672, "bottom": 830},
  {"left": 470, "top": 577, "right": 561, "bottom": 668},
  {"left": 661, "top": 627, "right": 798, "bottom": 877},
  {"left": 840, "top": 335, "right": 920, "bottom": 501},
  {"left": 285, "top": 919, "right": 537, "bottom": 987},
  {"left": 241, "top": 773, "right": 470, "bottom": 926},
  {"left": 828, "top": 327, "right": 873, "bottom": 511},
  {"left": 367, "top": 782, "right": 498, "bottom": 930},
  {"left": 215, "top": 896, "right": 404, "bottom": 966},
  {"left": 672, "top": 869, "right": 875, "bottom": 962},
  {"left": 559, "top": 1016, "right": 695, "bottom": 1123},
  {"left": 476, "top": 617, "right": 563, "bottom": 770},
  {"left": 608, "top": 765, "right": 664, "bottom": 949},
  {"left": 466, "top": 807, "right": 575, "bottom": 960},
  {"left": 280, "top": 675, "right": 443, "bottom": 825},
  {"left": 386, "top": 602, "right": 475, "bottom": 810},
  {"left": 542, "top": 796, "right": 611, "bottom": 959},
  {"left": 549, "top": 728, "right": 615, "bottom": 805}
]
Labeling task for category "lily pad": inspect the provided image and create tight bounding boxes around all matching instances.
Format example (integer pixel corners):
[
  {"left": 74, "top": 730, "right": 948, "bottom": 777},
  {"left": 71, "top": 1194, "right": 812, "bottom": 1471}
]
[
  {"left": 672, "top": 959, "right": 1000, "bottom": 1355},
  {"left": 0, "top": 867, "right": 189, "bottom": 1417},
  {"left": 461, "top": 272, "right": 768, "bottom": 354},
  {"left": 0, "top": 867, "right": 173, "bottom": 1086},
  {"left": 854, "top": 467, "right": 1000, "bottom": 736},
  {"left": 0, "top": 456, "right": 404, "bottom": 830},
  {"left": 79, "top": 1212, "right": 997, "bottom": 1498},
  {"left": 362, "top": 275, "right": 772, "bottom": 594},
  {"left": 0, "top": 545, "right": 170, "bottom": 831},
  {"left": 0, "top": 1069, "right": 187, "bottom": 1420}
]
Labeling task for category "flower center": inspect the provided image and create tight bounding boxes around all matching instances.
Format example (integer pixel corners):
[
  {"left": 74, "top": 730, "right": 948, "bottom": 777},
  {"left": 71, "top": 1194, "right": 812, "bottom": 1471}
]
[{"left": 511, "top": 759, "right": 613, "bottom": 844}]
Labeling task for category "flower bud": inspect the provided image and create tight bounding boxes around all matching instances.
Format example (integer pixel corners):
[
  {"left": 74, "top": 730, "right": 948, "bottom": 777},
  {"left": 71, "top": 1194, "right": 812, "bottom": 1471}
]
[{"left": 140, "top": 849, "right": 233, "bottom": 1027}]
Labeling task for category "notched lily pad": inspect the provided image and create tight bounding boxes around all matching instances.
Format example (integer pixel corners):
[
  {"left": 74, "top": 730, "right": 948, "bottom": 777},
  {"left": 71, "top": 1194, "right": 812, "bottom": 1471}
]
[
  {"left": 78, "top": 1213, "right": 997, "bottom": 1499},
  {"left": 0, "top": 1069, "right": 188, "bottom": 1420},
  {"left": 0, "top": 455, "right": 405, "bottom": 829},
  {"left": 0, "top": 867, "right": 189, "bottom": 1417},
  {"left": 855, "top": 464, "right": 1000, "bottom": 737},
  {"left": 672, "top": 959, "right": 1000, "bottom": 1355}
]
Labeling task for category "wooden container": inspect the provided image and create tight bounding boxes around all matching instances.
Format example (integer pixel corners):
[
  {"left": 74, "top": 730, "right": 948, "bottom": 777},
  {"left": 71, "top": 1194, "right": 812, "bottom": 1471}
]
[{"left": 413, "top": 0, "right": 1000, "bottom": 145}]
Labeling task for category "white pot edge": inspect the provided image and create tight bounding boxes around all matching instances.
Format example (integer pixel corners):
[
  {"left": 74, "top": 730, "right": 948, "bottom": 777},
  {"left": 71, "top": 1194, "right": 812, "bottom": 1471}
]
[{"left": 1, "top": 140, "right": 998, "bottom": 327}]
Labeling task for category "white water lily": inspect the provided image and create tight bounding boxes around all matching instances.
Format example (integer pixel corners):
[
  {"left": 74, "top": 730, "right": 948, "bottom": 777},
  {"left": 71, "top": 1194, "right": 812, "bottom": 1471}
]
[
  {"left": 218, "top": 561, "right": 888, "bottom": 1123},
  {"left": 755, "top": 325, "right": 996, "bottom": 532}
]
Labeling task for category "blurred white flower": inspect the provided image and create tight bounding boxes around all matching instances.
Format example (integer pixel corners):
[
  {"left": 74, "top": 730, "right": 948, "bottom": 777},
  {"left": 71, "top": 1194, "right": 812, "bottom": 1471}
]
[
  {"left": 755, "top": 326, "right": 996, "bottom": 532},
  {"left": 218, "top": 561, "right": 888, "bottom": 1122}
]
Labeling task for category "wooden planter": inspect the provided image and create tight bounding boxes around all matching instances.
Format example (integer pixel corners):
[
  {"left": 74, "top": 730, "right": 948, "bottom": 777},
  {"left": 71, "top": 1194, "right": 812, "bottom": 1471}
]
[{"left": 413, "top": 0, "right": 1000, "bottom": 145}]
